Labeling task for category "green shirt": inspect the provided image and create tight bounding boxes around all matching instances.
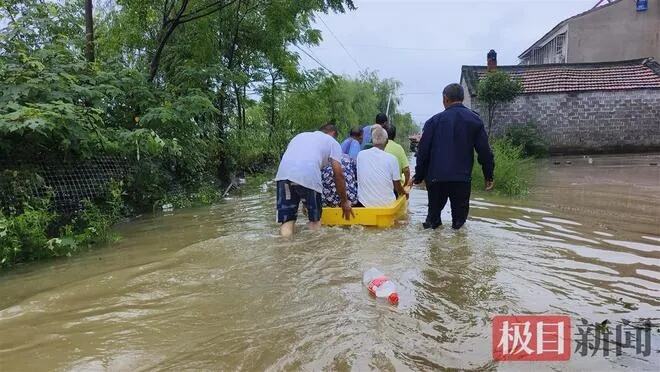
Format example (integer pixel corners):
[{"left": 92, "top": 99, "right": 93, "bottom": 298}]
[{"left": 385, "top": 140, "right": 409, "bottom": 179}]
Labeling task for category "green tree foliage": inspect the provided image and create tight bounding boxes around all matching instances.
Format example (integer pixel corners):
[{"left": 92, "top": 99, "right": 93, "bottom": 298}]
[
  {"left": 0, "top": 2, "right": 177, "bottom": 160},
  {"left": 228, "top": 71, "right": 418, "bottom": 171},
  {"left": 476, "top": 70, "right": 523, "bottom": 135},
  {"left": 1, "top": 0, "right": 419, "bottom": 267}
]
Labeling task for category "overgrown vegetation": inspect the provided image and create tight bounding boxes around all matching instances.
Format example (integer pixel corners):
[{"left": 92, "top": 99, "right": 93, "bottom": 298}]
[
  {"left": 0, "top": 181, "right": 122, "bottom": 268},
  {"left": 472, "top": 139, "right": 534, "bottom": 197},
  {"left": 473, "top": 71, "right": 538, "bottom": 195},
  {"left": 0, "top": 0, "right": 418, "bottom": 268},
  {"left": 503, "top": 122, "right": 549, "bottom": 158}
]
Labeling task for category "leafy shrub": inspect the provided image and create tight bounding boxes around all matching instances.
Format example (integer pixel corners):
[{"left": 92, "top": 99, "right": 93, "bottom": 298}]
[
  {"left": 69, "top": 202, "right": 119, "bottom": 246},
  {"left": 0, "top": 169, "right": 49, "bottom": 214},
  {"left": 472, "top": 139, "right": 534, "bottom": 197},
  {"left": 68, "top": 179, "right": 123, "bottom": 246},
  {"left": 0, "top": 181, "right": 124, "bottom": 269},
  {"left": 503, "top": 122, "right": 549, "bottom": 158},
  {"left": 0, "top": 205, "right": 55, "bottom": 266}
]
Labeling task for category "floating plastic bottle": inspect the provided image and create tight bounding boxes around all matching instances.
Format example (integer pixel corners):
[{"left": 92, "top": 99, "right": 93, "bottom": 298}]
[{"left": 363, "top": 268, "right": 399, "bottom": 305}]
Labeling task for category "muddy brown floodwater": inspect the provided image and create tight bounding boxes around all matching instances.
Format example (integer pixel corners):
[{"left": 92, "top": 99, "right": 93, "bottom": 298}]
[{"left": 1, "top": 154, "right": 659, "bottom": 371}]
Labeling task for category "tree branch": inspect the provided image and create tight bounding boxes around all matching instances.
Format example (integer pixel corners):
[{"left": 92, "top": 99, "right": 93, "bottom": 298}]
[
  {"left": 178, "top": 0, "right": 240, "bottom": 24},
  {"left": 149, "top": 0, "right": 190, "bottom": 81},
  {"left": 3, "top": 6, "right": 17, "bottom": 24},
  {"left": 162, "top": 0, "right": 173, "bottom": 27}
]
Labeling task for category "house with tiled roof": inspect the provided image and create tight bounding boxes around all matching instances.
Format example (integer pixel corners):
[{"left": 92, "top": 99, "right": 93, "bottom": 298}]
[{"left": 460, "top": 53, "right": 660, "bottom": 153}]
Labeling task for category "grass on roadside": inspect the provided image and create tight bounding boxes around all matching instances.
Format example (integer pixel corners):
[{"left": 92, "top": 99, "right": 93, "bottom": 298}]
[{"left": 472, "top": 139, "right": 534, "bottom": 197}]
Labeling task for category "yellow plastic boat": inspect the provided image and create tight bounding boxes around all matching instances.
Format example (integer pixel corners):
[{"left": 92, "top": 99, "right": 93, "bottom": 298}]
[{"left": 321, "top": 196, "right": 408, "bottom": 228}]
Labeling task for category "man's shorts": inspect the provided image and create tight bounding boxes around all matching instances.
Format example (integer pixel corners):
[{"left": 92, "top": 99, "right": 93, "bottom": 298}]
[{"left": 276, "top": 180, "right": 322, "bottom": 223}]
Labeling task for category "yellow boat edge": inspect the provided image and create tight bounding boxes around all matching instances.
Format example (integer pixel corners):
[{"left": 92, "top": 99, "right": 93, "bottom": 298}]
[{"left": 321, "top": 197, "right": 408, "bottom": 228}]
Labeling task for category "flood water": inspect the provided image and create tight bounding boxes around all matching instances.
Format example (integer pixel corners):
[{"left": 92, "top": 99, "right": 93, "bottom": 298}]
[{"left": 1, "top": 154, "right": 659, "bottom": 371}]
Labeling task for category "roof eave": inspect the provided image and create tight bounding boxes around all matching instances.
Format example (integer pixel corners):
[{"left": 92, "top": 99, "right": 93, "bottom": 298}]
[
  {"left": 460, "top": 65, "right": 481, "bottom": 96},
  {"left": 518, "top": 20, "right": 568, "bottom": 59},
  {"left": 464, "top": 58, "right": 651, "bottom": 71},
  {"left": 462, "top": 57, "right": 660, "bottom": 96}
]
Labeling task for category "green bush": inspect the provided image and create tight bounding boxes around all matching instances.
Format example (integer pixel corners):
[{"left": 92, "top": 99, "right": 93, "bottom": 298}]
[
  {"left": 472, "top": 139, "right": 534, "bottom": 197},
  {"left": 68, "top": 202, "right": 119, "bottom": 247},
  {"left": 0, "top": 205, "right": 55, "bottom": 265},
  {"left": 0, "top": 182, "right": 124, "bottom": 269},
  {"left": 503, "top": 122, "right": 549, "bottom": 158},
  {"left": 0, "top": 0, "right": 419, "bottom": 269}
]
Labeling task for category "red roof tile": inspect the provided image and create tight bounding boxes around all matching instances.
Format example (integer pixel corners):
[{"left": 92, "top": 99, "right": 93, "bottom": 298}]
[{"left": 461, "top": 58, "right": 660, "bottom": 95}]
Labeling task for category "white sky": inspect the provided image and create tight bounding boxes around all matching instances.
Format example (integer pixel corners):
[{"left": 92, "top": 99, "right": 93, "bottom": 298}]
[{"left": 300, "top": 0, "right": 599, "bottom": 125}]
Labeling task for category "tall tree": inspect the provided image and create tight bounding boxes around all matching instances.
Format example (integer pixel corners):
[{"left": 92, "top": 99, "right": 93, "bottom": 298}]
[
  {"left": 145, "top": 0, "right": 355, "bottom": 81},
  {"left": 84, "top": 0, "right": 95, "bottom": 62},
  {"left": 148, "top": 0, "right": 243, "bottom": 81}
]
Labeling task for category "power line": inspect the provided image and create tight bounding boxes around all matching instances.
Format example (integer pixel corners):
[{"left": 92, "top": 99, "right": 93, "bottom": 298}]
[
  {"left": 318, "top": 16, "right": 363, "bottom": 71},
  {"left": 293, "top": 44, "right": 335, "bottom": 75},
  {"left": 344, "top": 44, "right": 484, "bottom": 52},
  {"left": 399, "top": 92, "right": 440, "bottom": 95}
]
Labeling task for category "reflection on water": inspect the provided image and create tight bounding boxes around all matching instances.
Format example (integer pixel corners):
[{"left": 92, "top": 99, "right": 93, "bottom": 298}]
[{"left": 0, "top": 155, "right": 659, "bottom": 371}]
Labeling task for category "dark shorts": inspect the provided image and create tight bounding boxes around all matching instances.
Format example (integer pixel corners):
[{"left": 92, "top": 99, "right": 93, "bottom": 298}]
[{"left": 276, "top": 180, "right": 322, "bottom": 223}]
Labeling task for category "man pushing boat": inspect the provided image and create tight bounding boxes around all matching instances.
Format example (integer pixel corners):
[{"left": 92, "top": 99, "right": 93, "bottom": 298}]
[{"left": 275, "top": 123, "right": 354, "bottom": 236}]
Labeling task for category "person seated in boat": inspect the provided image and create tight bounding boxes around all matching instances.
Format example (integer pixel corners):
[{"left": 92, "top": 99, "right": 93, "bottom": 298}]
[
  {"left": 321, "top": 154, "right": 358, "bottom": 207},
  {"left": 384, "top": 124, "right": 411, "bottom": 187},
  {"left": 356, "top": 127, "right": 408, "bottom": 207},
  {"left": 361, "top": 113, "right": 389, "bottom": 150},
  {"left": 275, "top": 123, "right": 353, "bottom": 236},
  {"left": 340, "top": 126, "right": 362, "bottom": 160}
]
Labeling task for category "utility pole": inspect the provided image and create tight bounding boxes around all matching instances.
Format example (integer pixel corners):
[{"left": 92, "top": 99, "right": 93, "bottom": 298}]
[{"left": 386, "top": 92, "right": 392, "bottom": 117}]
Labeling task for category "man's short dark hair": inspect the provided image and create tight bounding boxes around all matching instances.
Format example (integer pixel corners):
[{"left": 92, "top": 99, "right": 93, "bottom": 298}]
[
  {"left": 443, "top": 83, "right": 464, "bottom": 102},
  {"left": 386, "top": 124, "right": 397, "bottom": 141},
  {"left": 319, "top": 122, "right": 338, "bottom": 134},
  {"left": 375, "top": 113, "right": 388, "bottom": 125},
  {"left": 350, "top": 126, "right": 362, "bottom": 137}
]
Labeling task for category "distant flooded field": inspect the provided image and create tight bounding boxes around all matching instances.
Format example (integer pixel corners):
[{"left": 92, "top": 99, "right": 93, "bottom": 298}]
[{"left": 1, "top": 154, "right": 658, "bottom": 371}]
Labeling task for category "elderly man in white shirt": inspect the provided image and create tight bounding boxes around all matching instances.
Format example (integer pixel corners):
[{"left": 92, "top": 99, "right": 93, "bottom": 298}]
[
  {"left": 275, "top": 123, "right": 353, "bottom": 236},
  {"left": 357, "top": 127, "right": 408, "bottom": 207}
]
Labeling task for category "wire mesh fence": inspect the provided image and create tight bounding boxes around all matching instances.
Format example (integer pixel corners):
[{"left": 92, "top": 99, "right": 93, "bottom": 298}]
[{"left": 0, "top": 155, "right": 132, "bottom": 215}]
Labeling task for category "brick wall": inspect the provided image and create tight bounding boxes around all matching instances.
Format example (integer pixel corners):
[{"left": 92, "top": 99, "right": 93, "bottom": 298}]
[{"left": 470, "top": 89, "right": 660, "bottom": 154}]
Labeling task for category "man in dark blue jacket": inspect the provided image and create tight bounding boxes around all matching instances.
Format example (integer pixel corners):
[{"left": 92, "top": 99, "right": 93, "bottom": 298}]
[{"left": 413, "top": 83, "right": 495, "bottom": 230}]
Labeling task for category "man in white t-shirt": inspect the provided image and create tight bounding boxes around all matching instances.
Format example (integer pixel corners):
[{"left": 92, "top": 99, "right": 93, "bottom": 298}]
[
  {"left": 275, "top": 123, "right": 353, "bottom": 236},
  {"left": 357, "top": 127, "right": 408, "bottom": 207}
]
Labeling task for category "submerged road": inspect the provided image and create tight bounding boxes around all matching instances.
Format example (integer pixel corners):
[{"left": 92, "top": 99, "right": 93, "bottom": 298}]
[{"left": 0, "top": 154, "right": 658, "bottom": 371}]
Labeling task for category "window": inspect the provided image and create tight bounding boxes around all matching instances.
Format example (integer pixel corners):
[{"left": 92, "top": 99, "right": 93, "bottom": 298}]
[{"left": 556, "top": 34, "right": 566, "bottom": 55}]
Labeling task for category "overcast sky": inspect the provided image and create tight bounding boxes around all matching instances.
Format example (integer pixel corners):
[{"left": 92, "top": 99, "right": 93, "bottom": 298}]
[{"left": 299, "top": 0, "right": 598, "bottom": 125}]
